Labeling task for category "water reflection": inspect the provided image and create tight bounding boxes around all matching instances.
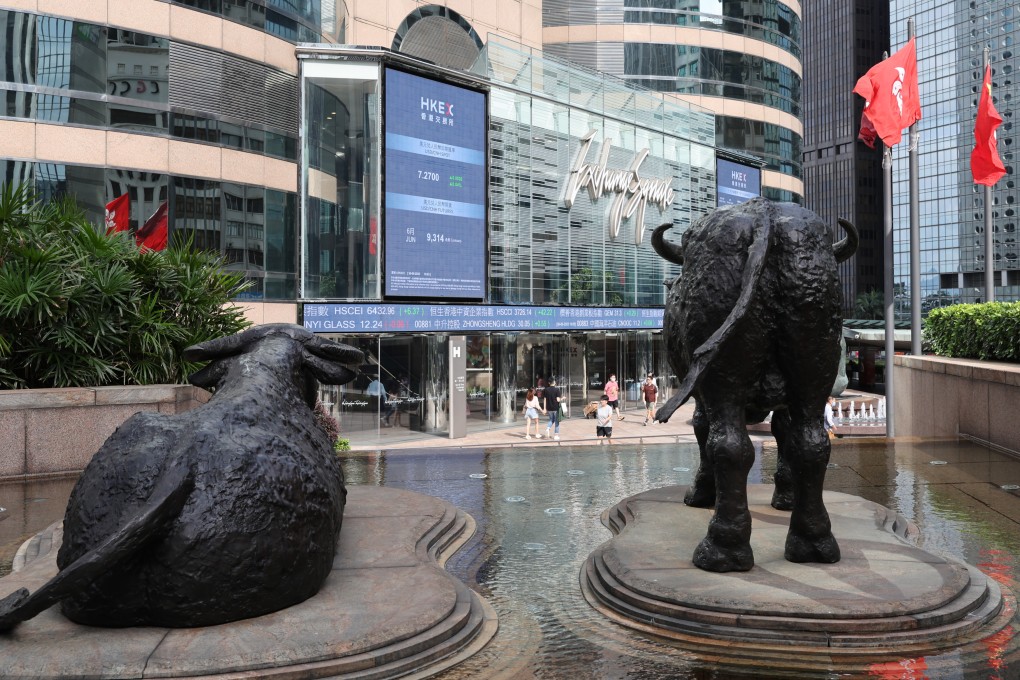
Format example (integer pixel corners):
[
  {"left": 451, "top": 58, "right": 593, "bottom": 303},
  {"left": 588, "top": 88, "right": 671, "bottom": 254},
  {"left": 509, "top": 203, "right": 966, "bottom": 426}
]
[
  {"left": 3, "top": 440, "right": 1020, "bottom": 677},
  {"left": 344, "top": 440, "right": 1020, "bottom": 678}
]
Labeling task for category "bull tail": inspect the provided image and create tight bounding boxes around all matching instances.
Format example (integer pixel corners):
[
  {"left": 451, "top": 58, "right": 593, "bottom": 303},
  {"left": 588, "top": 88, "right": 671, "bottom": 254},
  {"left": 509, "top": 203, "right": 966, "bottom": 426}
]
[
  {"left": 833, "top": 218, "right": 858, "bottom": 263},
  {"left": 655, "top": 202, "right": 776, "bottom": 423},
  {"left": 0, "top": 462, "right": 194, "bottom": 633}
]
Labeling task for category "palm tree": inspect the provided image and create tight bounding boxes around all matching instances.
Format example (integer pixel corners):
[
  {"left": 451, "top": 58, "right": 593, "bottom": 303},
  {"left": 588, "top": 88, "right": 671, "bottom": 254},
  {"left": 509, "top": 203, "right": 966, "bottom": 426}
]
[
  {"left": 853, "top": 289, "right": 885, "bottom": 320},
  {"left": 0, "top": 183, "right": 250, "bottom": 389}
]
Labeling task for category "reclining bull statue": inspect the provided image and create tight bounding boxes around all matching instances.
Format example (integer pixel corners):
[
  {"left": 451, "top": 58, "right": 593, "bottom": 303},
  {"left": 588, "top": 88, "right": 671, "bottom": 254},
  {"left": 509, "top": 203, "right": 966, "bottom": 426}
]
[
  {"left": 651, "top": 198, "right": 858, "bottom": 573},
  {"left": 0, "top": 324, "right": 363, "bottom": 631}
]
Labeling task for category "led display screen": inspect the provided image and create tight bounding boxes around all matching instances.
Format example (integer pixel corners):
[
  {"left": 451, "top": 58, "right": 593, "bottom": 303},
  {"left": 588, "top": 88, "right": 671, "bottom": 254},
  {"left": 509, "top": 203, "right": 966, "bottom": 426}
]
[
  {"left": 383, "top": 68, "right": 487, "bottom": 299},
  {"left": 716, "top": 158, "right": 762, "bottom": 206},
  {"left": 303, "top": 303, "right": 664, "bottom": 333}
]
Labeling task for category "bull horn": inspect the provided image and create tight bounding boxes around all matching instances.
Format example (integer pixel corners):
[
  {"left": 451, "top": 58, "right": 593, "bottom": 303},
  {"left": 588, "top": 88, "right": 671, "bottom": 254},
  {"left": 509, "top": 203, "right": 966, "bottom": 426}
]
[
  {"left": 833, "top": 218, "right": 859, "bottom": 264},
  {"left": 305, "top": 334, "right": 365, "bottom": 365},
  {"left": 651, "top": 223, "right": 684, "bottom": 265}
]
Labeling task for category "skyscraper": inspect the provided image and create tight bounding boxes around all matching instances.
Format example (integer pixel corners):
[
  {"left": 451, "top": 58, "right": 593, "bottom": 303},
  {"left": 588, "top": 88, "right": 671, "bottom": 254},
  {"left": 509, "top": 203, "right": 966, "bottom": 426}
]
[
  {"left": 889, "top": 2, "right": 1019, "bottom": 311},
  {"left": 542, "top": 0, "right": 805, "bottom": 202},
  {"left": 801, "top": 0, "right": 888, "bottom": 313}
]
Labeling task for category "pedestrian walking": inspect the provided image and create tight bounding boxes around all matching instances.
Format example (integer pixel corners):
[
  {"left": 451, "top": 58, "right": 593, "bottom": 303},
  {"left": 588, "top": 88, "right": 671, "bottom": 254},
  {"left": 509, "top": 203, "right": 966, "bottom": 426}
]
[
  {"left": 604, "top": 373, "right": 623, "bottom": 420},
  {"left": 595, "top": 395, "right": 613, "bottom": 444},
  {"left": 522, "top": 388, "right": 545, "bottom": 439},
  {"left": 543, "top": 377, "right": 562, "bottom": 440},
  {"left": 641, "top": 373, "right": 658, "bottom": 425}
]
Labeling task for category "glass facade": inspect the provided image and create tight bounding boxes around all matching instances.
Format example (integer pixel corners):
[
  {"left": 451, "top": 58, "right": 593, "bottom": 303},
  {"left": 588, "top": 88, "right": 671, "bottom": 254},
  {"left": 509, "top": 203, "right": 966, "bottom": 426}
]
[
  {"left": 301, "top": 40, "right": 718, "bottom": 440},
  {"left": 0, "top": 9, "right": 301, "bottom": 299},
  {"left": 2, "top": 162, "right": 299, "bottom": 299},
  {"left": 169, "top": 0, "right": 348, "bottom": 43},
  {"left": 801, "top": 0, "right": 888, "bottom": 313},
  {"left": 542, "top": 0, "right": 804, "bottom": 199},
  {"left": 890, "top": 3, "right": 1020, "bottom": 314},
  {"left": 0, "top": 11, "right": 298, "bottom": 160},
  {"left": 545, "top": 0, "right": 802, "bottom": 60}
]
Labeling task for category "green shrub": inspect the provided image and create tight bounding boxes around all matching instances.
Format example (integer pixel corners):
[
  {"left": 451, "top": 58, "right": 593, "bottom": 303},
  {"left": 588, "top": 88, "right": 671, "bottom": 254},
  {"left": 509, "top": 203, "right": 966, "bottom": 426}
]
[
  {"left": 925, "top": 301, "right": 1020, "bottom": 362},
  {"left": 0, "top": 183, "right": 251, "bottom": 388}
]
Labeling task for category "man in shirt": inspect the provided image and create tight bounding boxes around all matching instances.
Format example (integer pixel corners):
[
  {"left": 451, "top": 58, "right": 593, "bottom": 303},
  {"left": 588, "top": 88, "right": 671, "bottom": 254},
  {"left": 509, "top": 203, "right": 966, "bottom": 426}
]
[
  {"left": 641, "top": 373, "right": 658, "bottom": 426},
  {"left": 543, "top": 377, "right": 562, "bottom": 440}
]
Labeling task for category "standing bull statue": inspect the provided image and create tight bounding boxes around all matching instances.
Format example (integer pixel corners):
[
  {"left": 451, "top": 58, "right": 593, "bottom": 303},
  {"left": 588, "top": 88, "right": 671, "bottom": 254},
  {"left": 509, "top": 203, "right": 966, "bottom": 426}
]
[
  {"left": 0, "top": 324, "right": 363, "bottom": 631},
  {"left": 651, "top": 198, "right": 858, "bottom": 573}
]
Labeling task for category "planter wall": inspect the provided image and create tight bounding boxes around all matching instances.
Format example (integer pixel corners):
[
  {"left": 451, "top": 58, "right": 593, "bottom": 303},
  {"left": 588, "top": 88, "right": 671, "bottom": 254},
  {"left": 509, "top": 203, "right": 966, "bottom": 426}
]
[
  {"left": 0, "top": 385, "right": 209, "bottom": 480},
  {"left": 893, "top": 355, "right": 1020, "bottom": 452}
]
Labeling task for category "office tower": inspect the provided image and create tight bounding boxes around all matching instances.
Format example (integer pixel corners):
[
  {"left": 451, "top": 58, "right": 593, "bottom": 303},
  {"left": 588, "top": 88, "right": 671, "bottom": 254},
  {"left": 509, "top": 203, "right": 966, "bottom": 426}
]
[
  {"left": 802, "top": 0, "right": 889, "bottom": 312},
  {"left": 890, "top": 2, "right": 1019, "bottom": 309},
  {"left": 543, "top": 0, "right": 804, "bottom": 202}
]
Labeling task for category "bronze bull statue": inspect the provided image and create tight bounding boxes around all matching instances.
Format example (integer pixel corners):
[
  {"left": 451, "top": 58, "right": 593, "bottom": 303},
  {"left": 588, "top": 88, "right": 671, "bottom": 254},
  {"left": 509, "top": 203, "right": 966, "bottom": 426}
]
[
  {"left": 0, "top": 324, "right": 363, "bottom": 630},
  {"left": 652, "top": 198, "right": 858, "bottom": 573}
]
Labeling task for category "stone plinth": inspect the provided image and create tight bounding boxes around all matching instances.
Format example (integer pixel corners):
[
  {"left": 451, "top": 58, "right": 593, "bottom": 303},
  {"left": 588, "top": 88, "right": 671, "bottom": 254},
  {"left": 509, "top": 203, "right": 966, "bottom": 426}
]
[
  {"left": 0, "top": 486, "right": 496, "bottom": 679},
  {"left": 582, "top": 485, "right": 1010, "bottom": 662}
]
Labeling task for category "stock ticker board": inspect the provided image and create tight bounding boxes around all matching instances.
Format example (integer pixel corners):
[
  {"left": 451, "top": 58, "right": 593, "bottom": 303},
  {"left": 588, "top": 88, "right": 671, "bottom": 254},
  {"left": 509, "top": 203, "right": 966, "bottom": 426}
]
[
  {"left": 302, "top": 303, "right": 665, "bottom": 334},
  {"left": 383, "top": 68, "right": 488, "bottom": 299}
]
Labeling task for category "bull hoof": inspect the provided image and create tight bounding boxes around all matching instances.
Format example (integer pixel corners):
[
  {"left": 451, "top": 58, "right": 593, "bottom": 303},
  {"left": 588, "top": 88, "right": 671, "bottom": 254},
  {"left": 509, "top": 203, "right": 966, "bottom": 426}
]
[
  {"left": 684, "top": 483, "right": 715, "bottom": 508},
  {"left": 0, "top": 587, "right": 30, "bottom": 633},
  {"left": 770, "top": 488, "right": 794, "bottom": 511},
  {"left": 692, "top": 537, "right": 754, "bottom": 572},
  {"left": 785, "top": 532, "right": 841, "bottom": 564}
]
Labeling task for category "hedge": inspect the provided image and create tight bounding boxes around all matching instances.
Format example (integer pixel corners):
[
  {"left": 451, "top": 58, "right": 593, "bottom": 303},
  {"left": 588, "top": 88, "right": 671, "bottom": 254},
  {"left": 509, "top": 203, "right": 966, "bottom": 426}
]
[{"left": 925, "top": 301, "right": 1020, "bottom": 362}]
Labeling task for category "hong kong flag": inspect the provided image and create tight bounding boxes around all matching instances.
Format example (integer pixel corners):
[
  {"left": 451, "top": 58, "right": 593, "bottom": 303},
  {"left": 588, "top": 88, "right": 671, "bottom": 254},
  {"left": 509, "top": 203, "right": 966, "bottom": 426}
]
[
  {"left": 971, "top": 64, "right": 1006, "bottom": 186},
  {"left": 853, "top": 37, "right": 922, "bottom": 147},
  {"left": 136, "top": 201, "right": 168, "bottom": 251},
  {"left": 104, "top": 193, "right": 130, "bottom": 234},
  {"left": 857, "top": 110, "right": 878, "bottom": 149}
]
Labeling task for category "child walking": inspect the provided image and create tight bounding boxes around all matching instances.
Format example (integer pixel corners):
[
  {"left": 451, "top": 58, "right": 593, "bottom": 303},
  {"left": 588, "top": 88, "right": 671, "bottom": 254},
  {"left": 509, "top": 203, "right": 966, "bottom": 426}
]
[
  {"left": 596, "top": 395, "right": 613, "bottom": 445},
  {"left": 522, "top": 388, "right": 544, "bottom": 439}
]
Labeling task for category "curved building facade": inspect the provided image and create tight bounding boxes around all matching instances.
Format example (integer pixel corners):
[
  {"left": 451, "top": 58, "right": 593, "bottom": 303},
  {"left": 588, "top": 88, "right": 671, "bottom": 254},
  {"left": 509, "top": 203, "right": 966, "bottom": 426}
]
[
  {"left": 0, "top": 1, "right": 744, "bottom": 444},
  {"left": 542, "top": 0, "right": 804, "bottom": 202},
  {"left": 0, "top": 0, "right": 353, "bottom": 306}
]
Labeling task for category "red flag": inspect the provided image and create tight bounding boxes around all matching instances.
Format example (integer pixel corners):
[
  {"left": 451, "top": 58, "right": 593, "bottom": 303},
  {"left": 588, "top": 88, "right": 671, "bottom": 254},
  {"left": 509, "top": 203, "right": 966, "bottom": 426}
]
[
  {"left": 104, "top": 193, "right": 130, "bottom": 234},
  {"left": 136, "top": 202, "right": 168, "bottom": 251},
  {"left": 971, "top": 64, "right": 1006, "bottom": 186},
  {"left": 857, "top": 110, "right": 878, "bottom": 149},
  {"left": 853, "top": 37, "right": 922, "bottom": 147}
]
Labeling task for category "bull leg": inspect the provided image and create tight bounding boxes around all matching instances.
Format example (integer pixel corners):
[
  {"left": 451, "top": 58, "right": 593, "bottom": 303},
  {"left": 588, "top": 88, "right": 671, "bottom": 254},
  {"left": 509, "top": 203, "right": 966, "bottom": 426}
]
[
  {"left": 684, "top": 401, "right": 715, "bottom": 507},
  {"left": 692, "top": 401, "right": 755, "bottom": 572},
  {"left": 783, "top": 404, "right": 840, "bottom": 564},
  {"left": 769, "top": 408, "right": 794, "bottom": 511}
]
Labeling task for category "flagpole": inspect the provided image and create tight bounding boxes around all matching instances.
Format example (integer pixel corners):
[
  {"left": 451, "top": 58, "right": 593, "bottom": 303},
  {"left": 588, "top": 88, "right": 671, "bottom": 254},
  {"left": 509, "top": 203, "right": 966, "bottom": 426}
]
[
  {"left": 883, "top": 140, "right": 895, "bottom": 437},
  {"left": 984, "top": 47, "right": 995, "bottom": 302},
  {"left": 908, "top": 18, "right": 922, "bottom": 356}
]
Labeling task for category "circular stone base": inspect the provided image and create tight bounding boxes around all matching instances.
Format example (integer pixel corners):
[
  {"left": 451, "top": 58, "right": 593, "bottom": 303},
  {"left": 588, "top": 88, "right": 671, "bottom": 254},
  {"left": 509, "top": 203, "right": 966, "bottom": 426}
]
[
  {"left": 582, "top": 485, "right": 1010, "bottom": 658},
  {"left": 0, "top": 486, "right": 496, "bottom": 679}
]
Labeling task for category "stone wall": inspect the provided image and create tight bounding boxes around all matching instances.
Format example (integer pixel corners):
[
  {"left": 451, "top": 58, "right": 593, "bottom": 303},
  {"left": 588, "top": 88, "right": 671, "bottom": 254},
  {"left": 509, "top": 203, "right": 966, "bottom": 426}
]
[
  {"left": 0, "top": 385, "right": 209, "bottom": 480},
  {"left": 893, "top": 355, "right": 1020, "bottom": 452}
]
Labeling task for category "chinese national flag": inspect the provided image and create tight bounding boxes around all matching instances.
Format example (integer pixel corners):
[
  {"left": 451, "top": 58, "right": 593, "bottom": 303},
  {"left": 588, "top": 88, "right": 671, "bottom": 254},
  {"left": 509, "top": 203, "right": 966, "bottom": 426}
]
[
  {"left": 971, "top": 64, "right": 1006, "bottom": 186},
  {"left": 136, "top": 201, "right": 168, "bottom": 251},
  {"left": 853, "top": 37, "right": 922, "bottom": 147},
  {"left": 104, "top": 193, "right": 130, "bottom": 234}
]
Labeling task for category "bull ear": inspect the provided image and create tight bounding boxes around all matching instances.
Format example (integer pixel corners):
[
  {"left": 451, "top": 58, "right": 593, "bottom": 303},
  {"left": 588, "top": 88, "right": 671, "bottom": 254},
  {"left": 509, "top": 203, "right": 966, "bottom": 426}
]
[{"left": 303, "top": 352, "right": 357, "bottom": 386}]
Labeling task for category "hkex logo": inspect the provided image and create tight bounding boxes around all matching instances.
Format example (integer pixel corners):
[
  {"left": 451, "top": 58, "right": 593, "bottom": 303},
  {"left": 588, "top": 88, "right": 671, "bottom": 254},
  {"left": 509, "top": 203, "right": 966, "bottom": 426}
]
[{"left": 421, "top": 97, "right": 454, "bottom": 117}]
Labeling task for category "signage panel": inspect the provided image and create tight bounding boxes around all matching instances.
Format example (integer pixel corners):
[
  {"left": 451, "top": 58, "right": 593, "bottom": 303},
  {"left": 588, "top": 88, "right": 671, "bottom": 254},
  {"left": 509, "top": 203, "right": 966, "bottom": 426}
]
[
  {"left": 716, "top": 158, "right": 762, "bottom": 206},
  {"left": 303, "top": 303, "right": 664, "bottom": 333},
  {"left": 383, "top": 68, "right": 487, "bottom": 299}
]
